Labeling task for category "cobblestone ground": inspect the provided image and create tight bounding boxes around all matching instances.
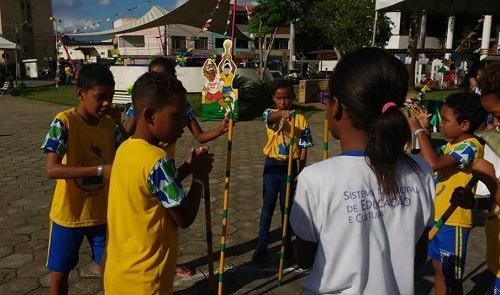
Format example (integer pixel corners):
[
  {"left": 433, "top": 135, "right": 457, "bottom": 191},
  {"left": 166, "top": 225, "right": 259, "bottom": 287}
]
[{"left": 0, "top": 94, "right": 490, "bottom": 294}]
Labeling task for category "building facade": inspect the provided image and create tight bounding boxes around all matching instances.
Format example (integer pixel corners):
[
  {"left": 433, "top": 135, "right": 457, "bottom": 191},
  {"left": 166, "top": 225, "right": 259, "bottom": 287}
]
[{"left": 0, "top": 0, "right": 55, "bottom": 75}]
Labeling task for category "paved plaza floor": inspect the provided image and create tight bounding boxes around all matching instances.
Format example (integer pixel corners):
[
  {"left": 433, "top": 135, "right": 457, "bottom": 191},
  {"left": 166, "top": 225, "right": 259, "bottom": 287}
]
[{"left": 0, "top": 92, "right": 491, "bottom": 294}]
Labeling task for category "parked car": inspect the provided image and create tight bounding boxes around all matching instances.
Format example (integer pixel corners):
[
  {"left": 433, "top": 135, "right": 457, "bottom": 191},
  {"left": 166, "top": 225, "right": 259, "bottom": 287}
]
[
  {"left": 270, "top": 70, "right": 283, "bottom": 79},
  {"left": 309, "top": 70, "right": 333, "bottom": 80},
  {"left": 286, "top": 69, "right": 302, "bottom": 85}
]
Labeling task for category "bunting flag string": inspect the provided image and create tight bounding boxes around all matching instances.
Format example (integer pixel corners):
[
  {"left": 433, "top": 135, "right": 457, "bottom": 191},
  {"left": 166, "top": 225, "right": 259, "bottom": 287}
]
[
  {"left": 245, "top": 3, "right": 254, "bottom": 51},
  {"left": 223, "top": 2, "right": 233, "bottom": 36},
  {"left": 63, "top": 0, "right": 155, "bottom": 34},
  {"left": 454, "top": 16, "right": 485, "bottom": 54},
  {"left": 194, "top": 0, "right": 222, "bottom": 40}
]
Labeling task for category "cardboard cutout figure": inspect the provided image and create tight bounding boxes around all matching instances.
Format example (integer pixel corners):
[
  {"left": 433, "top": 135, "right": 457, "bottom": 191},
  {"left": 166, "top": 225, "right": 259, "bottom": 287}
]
[{"left": 202, "top": 40, "right": 238, "bottom": 121}]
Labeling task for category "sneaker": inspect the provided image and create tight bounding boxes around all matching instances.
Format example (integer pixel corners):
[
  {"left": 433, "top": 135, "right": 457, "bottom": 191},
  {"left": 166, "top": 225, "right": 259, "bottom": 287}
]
[{"left": 251, "top": 243, "right": 267, "bottom": 264}]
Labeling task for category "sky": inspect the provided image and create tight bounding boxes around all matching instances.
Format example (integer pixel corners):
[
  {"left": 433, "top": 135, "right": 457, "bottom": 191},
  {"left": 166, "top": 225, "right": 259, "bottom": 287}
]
[{"left": 52, "top": 0, "right": 188, "bottom": 34}]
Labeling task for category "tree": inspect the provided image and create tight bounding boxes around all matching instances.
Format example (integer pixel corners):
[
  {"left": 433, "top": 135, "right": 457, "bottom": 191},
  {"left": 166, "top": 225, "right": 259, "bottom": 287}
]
[
  {"left": 249, "top": 0, "right": 299, "bottom": 80},
  {"left": 297, "top": 0, "right": 392, "bottom": 59}
]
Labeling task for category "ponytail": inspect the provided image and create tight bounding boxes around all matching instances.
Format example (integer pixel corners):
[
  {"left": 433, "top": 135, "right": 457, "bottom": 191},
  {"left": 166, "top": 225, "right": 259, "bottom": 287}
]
[
  {"left": 365, "top": 104, "right": 416, "bottom": 198},
  {"left": 328, "top": 47, "right": 419, "bottom": 199}
]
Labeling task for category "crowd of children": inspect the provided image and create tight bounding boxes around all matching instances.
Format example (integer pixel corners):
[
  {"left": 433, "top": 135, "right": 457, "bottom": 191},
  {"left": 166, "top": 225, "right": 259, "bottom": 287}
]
[{"left": 40, "top": 51, "right": 500, "bottom": 294}]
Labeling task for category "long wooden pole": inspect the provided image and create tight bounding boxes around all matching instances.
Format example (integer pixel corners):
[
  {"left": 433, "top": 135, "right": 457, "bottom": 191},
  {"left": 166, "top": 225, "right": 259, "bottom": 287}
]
[
  {"left": 203, "top": 176, "right": 215, "bottom": 294},
  {"left": 278, "top": 111, "right": 296, "bottom": 286},
  {"left": 218, "top": 112, "right": 235, "bottom": 295},
  {"left": 428, "top": 177, "right": 478, "bottom": 241}
]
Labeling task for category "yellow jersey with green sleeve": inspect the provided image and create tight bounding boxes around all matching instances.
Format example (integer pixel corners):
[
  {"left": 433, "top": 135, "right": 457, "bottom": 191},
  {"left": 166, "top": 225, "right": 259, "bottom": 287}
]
[
  {"left": 262, "top": 109, "right": 314, "bottom": 161},
  {"left": 486, "top": 198, "right": 500, "bottom": 278},
  {"left": 103, "top": 138, "right": 185, "bottom": 294},
  {"left": 40, "top": 108, "right": 122, "bottom": 227},
  {"left": 434, "top": 137, "right": 483, "bottom": 228}
]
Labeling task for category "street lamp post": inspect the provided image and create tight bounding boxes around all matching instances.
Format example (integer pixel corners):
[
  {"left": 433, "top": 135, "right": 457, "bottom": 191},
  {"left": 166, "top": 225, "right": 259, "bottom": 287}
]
[
  {"left": 49, "top": 16, "right": 61, "bottom": 58},
  {"left": 49, "top": 17, "right": 61, "bottom": 87},
  {"left": 14, "top": 21, "right": 28, "bottom": 88}
]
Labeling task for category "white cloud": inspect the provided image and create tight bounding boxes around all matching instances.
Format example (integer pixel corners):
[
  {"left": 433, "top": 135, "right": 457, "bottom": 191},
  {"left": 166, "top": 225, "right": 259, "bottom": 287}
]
[
  {"left": 99, "top": 0, "right": 111, "bottom": 5},
  {"left": 52, "top": 0, "right": 86, "bottom": 8},
  {"left": 175, "top": 0, "right": 188, "bottom": 8}
]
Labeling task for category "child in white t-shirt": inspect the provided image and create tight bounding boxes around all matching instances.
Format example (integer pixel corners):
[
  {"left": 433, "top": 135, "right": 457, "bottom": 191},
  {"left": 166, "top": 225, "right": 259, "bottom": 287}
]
[{"left": 290, "top": 47, "right": 435, "bottom": 294}]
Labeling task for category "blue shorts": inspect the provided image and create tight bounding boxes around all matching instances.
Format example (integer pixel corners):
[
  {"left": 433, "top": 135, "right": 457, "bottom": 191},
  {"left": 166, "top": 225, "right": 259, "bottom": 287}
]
[
  {"left": 488, "top": 271, "right": 500, "bottom": 295},
  {"left": 47, "top": 221, "right": 106, "bottom": 273},
  {"left": 428, "top": 223, "right": 470, "bottom": 280}
]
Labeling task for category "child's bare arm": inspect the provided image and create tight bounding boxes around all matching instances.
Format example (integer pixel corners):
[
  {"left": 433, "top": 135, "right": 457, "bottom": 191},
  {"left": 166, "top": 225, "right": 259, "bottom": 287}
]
[
  {"left": 188, "top": 116, "right": 229, "bottom": 144},
  {"left": 168, "top": 148, "right": 213, "bottom": 228},
  {"left": 473, "top": 159, "right": 500, "bottom": 207},
  {"left": 299, "top": 148, "right": 307, "bottom": 174},
  {"left": 409, "top": 104, "right": 432, "bottom": 136},
  {"left": 408, "top": 118, "right": 460, "bottom": 171},
  {"left": 45, "top": 152, "right": 112, "bottom": 180}
]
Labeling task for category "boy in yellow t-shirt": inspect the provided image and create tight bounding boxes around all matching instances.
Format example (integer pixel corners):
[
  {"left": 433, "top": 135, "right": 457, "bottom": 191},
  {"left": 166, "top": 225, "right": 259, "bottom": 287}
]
[
  {"left": 408, "top": 92, "right": 488, "bottom": 295},
  {"left": 102, "top": 72, "right": 213, "bottom": 294},
  {"left": 252, "top": 79, "right": 314, "bottom": 264},
  {"left": 41, "top": 63, "right": 124, "bottom": 294}
]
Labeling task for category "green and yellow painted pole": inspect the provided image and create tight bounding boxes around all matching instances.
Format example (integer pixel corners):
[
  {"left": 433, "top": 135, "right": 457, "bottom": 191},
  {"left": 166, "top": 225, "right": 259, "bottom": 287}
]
[
  {"left": 323, "top": 111, "right": 328, "bottom": 160},
  {"left": 428, "top": 177, "right": 478, "bottom": 241},
  {"left": 203, "top": 176, "right": 215, "bottom": 294},
  {"left": 278, "top": 111, "right": 296, "bottom": 286},
  {"left": 218, "top": 112, "right": 235, "bottom": 295}
]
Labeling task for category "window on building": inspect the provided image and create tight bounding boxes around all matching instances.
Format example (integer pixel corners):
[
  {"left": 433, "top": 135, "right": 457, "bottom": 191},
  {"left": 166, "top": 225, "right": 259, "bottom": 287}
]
[
  {"left": 236, "top": 39, "right": 249, "bottom": 49},
  {"left": 194, "top": 37, "right": 208, "bottom": 50},
  {"left": 215, "top": 38, "right": 228, "bottom": 48},
  {"left": 119, "top": 35, "right": 145, "bottom": 48},
  {"left": 171, "top": 36, "right": 186, "bottom": 51},
  {"left": 274, "top": 38, "right": 289, "bottom": 50}
]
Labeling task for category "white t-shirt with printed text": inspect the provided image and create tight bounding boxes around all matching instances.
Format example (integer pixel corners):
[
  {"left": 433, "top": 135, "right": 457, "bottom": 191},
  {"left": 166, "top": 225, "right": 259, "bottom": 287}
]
[{"left": 290, "top": 153, "right": 435, "bottom": 295}]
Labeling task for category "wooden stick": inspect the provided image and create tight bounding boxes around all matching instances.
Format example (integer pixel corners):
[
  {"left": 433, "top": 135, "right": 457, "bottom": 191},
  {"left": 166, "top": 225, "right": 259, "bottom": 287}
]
[
  {"left": 218, "top": 112, "right": 234, "bottom": 295},
  {"left": 203, "top": 176, "right": 215, "bottom": 294},
  {"left": 323, "top": 111, "right": 328, "bottom": 160},
  {"left": 428, "top": 177, "right": 478, "bottom": 241},
  {"left": 278, "top": 111, "right": 296, "bottom": 286}
]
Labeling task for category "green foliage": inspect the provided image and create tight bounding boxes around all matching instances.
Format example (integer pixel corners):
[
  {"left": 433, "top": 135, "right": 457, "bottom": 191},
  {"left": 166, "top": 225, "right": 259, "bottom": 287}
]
[
  {"left": 297, "top": 0, "right": 392, "bottom": 54},
  {"left": 249, "top": 0, "right": 295, "bottom": 37},
  {"left": 14, "top": 85, "right": 79, "bottom": 105},
  {"left": 238, "top": 79, "right": 274, "bottom": 121}
]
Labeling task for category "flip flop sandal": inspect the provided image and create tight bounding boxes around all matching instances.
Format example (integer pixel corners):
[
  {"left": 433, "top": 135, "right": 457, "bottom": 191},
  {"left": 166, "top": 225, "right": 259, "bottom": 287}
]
[{"left": 175, "top": 264, "right": 194, "bottom": 278}]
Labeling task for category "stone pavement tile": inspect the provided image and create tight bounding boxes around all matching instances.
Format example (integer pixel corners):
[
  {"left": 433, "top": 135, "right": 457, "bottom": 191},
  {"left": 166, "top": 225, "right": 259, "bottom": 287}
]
[
  {"left": 0, "top": 277, "right": 39, "bottom": 294},
  {"left": 0, "top": 96, "right": 491, "bottom": 294},
  {"left": 17, "top": 260, "right": 50, "bottom": 278},
  {"left": 14, "top": 238, "right": 47, "bottom": 253},
  {"left": 0, "top": 268, "right": 16, "bottom": 284}
]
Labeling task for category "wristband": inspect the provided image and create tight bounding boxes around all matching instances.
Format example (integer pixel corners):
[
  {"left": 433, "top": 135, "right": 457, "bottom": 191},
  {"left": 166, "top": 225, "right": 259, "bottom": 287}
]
[
  {"left": 193, "top": 178, "right": 204, "bottom": 187},
  {"left": 97, "top": 165, "right": 103, "bottom": 177},
  {"left": 413, "top": 128, "right": 426, "bottom": 137}
]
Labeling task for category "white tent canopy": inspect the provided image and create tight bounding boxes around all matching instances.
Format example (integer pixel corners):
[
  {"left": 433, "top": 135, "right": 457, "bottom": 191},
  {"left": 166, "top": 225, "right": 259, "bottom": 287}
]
[
  {"left": 66, "top": 5, "right": 168, "bottom": 37},
  {"left": 376, "top": 0, "right": 500, "bottom": 15},
  {"left": 0, "top": 34, "right": 17, "bottom": 50}
]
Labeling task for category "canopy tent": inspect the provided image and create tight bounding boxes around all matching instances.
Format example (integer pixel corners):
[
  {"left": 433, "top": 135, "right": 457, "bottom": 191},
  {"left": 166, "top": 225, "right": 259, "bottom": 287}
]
[
  {"left": 66, "top": 0, "right": 249, "bottom": 40},
  {"left": 376, "top": 0, "right": 500, "bottom": 15},
  {"left": 0, "top": 34, "right": 17, "bottom": 50}
]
